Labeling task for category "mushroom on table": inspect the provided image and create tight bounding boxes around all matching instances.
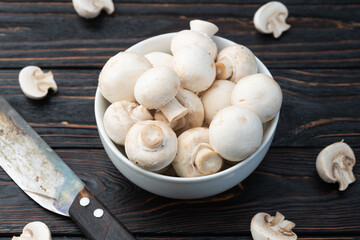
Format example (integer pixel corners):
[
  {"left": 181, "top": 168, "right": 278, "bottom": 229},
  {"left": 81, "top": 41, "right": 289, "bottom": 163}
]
[
  {"left": 316, "top": 141, "right": 356, "bottom": 191},
  {"left": 13, "top": 221, "right": 52, "bottom": 240},
  {"left": 19, "top": 66, "right": 57, "bottom": 100},
  {"left": 253, "top": 1, "right": 291, "bottom": 38},
  {"left": 251, "top": 212, "right": 297, "bottom": 240},
  {"left": 72, "top": 0, "right": 114, "bottom": 19}
]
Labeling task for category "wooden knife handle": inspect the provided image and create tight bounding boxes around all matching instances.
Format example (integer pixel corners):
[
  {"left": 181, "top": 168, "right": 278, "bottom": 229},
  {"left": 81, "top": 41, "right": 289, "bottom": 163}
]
[{"left": 69, "top": 187, "right": 136, "bottom": 240}]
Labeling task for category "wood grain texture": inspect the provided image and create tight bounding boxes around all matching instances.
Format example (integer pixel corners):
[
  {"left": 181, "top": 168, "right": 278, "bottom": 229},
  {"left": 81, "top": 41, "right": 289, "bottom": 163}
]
[
  {"left": 0, "top": 148, "right": 359, "bottom": 237},
  {"left": 0, "top": 69, "right": 359, "bottom": 148},
  {"left": 0, "top": 2, "right": 359, "bottom": 69}
]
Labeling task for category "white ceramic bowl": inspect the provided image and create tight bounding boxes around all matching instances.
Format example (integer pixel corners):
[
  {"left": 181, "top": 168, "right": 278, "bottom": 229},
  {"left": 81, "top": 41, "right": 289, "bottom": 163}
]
[{"left": 94, "top": 33, "right": 279, "bottom": 199}]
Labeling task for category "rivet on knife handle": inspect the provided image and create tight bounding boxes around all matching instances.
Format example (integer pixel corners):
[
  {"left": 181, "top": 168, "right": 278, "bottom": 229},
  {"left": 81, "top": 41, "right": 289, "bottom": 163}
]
[{"left": 69, "top": 187, "right": 136, "bottom": 240}]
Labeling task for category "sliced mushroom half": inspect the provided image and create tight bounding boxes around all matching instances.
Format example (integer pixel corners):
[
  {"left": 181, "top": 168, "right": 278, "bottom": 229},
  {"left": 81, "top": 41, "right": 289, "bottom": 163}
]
[
  {"left": 251, "top": 212, "right": 297, "bottom": 240},
  {"left": 72, "top": 0, "right": 114, "bottom": 19},
  {"left": 19, "top": 66, "right": 57, "bottom": 100},
  {"left": 316, "top": 141, "right": 356, "bottom": 191},
  {"left": 13, "top": 221, "right": 52, "bottom": 240}
]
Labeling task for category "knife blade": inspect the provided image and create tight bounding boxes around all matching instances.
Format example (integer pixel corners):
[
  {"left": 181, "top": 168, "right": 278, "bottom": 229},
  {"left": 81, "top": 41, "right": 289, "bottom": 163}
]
[{"left": 0, "top": 97, "right": 135, "bottom": 240}]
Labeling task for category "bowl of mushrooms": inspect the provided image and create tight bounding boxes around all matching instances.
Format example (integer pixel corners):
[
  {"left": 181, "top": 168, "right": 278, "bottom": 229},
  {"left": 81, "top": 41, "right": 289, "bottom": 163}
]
[{"left": 94, "top": 20, "right": 282, "bottom": 199}]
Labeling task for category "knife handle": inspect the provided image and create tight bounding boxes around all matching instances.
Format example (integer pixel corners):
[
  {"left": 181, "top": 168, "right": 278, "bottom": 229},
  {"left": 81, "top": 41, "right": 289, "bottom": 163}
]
[{"left": 69, "top": 187, "right": 136, "bottom": 240}]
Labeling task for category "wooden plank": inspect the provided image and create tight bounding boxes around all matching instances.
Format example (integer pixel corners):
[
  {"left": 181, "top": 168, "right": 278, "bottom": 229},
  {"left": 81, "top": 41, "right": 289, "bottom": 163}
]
[
  {"left": 0, "top": 69, "right": 359, "bottom": 148},
  {"left": 0, "top": 148, "right": 359, "bottom": 236},
  {"left": 0, "top": 3, "right": 359, "bottom": 69}
]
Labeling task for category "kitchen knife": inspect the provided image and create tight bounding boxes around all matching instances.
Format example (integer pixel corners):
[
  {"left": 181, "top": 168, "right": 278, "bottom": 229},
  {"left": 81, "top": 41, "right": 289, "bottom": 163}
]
[{"left": 0, "top": 97, "right": 135, "bottom": 240}]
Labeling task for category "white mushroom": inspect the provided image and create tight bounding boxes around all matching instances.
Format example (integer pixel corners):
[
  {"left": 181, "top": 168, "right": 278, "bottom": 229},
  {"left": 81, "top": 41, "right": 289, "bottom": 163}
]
[
  {"left": 103, "top": 101, "right": 153, "bottom": 145},
  {"left": 173, "top": 128, "right": 223, "bottom": 177},
  {"left": 215, "top": 44, "right": 258, "bottom": 83},
  {"left": 13, "top": 221, "right": 52, "bottom": 240},
  {"left": 174, "top": 88, "right": 204, "bottom": 134},
  {"left": 316, "top": 141, "right": 356, "bottom": 191},
  {"left": 171, "top": 20, "right": 218, "bottom": 60},
  {"left": 231, "top": 73, "right": 282, "bottom": 123},
  {"left": 18, "top": 66, "right": 57, "bottom": 100},
  {"left": 99, "top": 52, "right": 152, "bottom": 103},
  {"left": 154, "top": 111, "right": 186, "bottom": 131},
  {"left": 173, "top": 45, "right": 216, "bottom": 93},
  {"left": 189, "top": 19, "right": 219, "bottom": 37},
  {"left": 251, "top": 212, "right": 297, "bottom": 240},
  {"left": 254, "top": 1, "right": 291, "bottom": 38},
  {"left": 209, "top": 106, "right": 263, "bottom": 162},
  {"left": 72, "top": 0, "right": 114, "bottom": 19},
  {"left": 201, "top": 80, "right": 235, "bottom": 125},
  {"left": 125, "top": 120, "right": 177, "bottom": 172},
  {"left": 134, "top": 66, "right": 188, "bottom": 123},
  {"left": 144, "top": 52, "right": 174, "bottom": 69}
]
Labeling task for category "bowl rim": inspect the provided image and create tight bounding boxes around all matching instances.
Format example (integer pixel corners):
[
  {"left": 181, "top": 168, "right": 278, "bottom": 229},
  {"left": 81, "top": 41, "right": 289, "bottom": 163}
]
[{"left": 94, "top": 33, "right": 279, "bottom": 183}]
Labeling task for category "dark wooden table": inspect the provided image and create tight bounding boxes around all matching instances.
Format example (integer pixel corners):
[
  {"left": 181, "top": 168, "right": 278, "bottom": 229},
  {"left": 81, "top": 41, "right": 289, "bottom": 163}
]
[{"left": 1, "top": 0, "right": 359, "bottom": 239}]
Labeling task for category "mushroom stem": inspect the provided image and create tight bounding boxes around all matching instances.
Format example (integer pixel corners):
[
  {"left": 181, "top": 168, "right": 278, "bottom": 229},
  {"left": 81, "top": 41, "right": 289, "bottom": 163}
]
[
  {"left": 333, "top": 155, "right": 356, "bottom": 191},
  {"left": 33, "top": 71, "right": 57, "bottom": 93},
  {"left": 93, "top": 0, "right": 114, "bottom": 14},
  {"left": 194, "top": 143, "right": 222, "bottom": 175},
  {"left": 270, "top": 17, "right": 291, "bottom": 38},
  {"left": 160, "top": 98, "right": 189, "bottom": 123},
  {"left": 140, "top": 124, "right": 164, "bottom": 148},
  {"left": 215, "top": 57, "right": 232, "bottom": 80}
]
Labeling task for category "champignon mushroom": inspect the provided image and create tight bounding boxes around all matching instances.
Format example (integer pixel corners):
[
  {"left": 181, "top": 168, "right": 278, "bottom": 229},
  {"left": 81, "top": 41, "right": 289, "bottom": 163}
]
[
  {"left": 253, "top": 1, "right": 291, "bottom": 38},
  {"left": 215, "top": 45, "right": 258, "bottom": 83},
  {"left": 201, "top": 80, "right": 235, "bottom": 125},
  {"left": 173, "top": 127, "right": 223, "bottom": 177},
  {"left": 209, "top": 106, "right": 263, "bottom": 162},
  {"left": 174, "top": 88, "right": 204, "bottom": 134},
  {"left": 99, "top": 52, "right": 152, "bottom": 103},
  {"left": 103, "top": 101, "right": 153, "bottom": 145},
  {"left": 316, "top": 141, "right": 356, "bottom": 191},
  {"left": 189, "top": 19, "right": 219, "bottom": 37},
  {"left": 154, "top": 111, "right": 187, "bottom": 131},
  {"left": 173, "top": 45, "right": 216, "bottom": 93},
  {"left": 125, "top": 120, "right": 177, "bottom": 172},
  {"left": 18, "top": 66, "right": 57, "bottom": 100},
  {"left": 171, "top": 20, "right": 218, "bottom": 60},
  {"left": 134, "top": 66, "right": 188, "bottom": 123},
  {"left": 13, "top": 221, "right": 52, "bottom": 240},
  {"left": 144, "top": 52, "right": 174, "bottom": 69},
  {"left": 231, "top": 73, "right": 282, "bottom": 123},
  {"left": 251, "top": 212, "right": 297, "bottom": 240},
  {"left": 72, "top": 0, "right": 114, "bottom": 19}
]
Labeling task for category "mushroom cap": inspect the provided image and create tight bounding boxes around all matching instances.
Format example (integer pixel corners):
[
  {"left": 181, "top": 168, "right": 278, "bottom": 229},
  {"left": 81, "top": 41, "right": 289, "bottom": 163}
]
[
  {"left": 175, "top": 88, "right": 204, "bottom": 133},
  {"left": 72, "top": 0, "right": 114, "bottom": 19},
  {"left": 251, "top": 212, "right": 297, "bottom": 240},
  {"left": 19, "top": 66, "right": 57, "bottom": 100},
  {"left": 144, "top": 52, "right": 174, "bottom": 69},
  {"left": 99, "top": 52, "right": 152, "bottom": 103},
  {"left": 231, "top": 73, "right": 282, "bottom": 123},
  {"left": 316, "top": 141, "right": 356, "bottom": 183},
  {"left": 134, "top": 66, "right": 180, "bottom": 109},
  {"left": 209, "top": 106, "right": 263, "bottom": 161},
  {"left": 253, "top": 1, "right": 289, "bottom": 34},
  {"left": 171, "top": 30, "right": 218, "bottom": 60},
  {"left": 103, "top": 101, "right": 153, "bottom": 145},
  {"left": 173, "top": 127, "right": 223, "bottom": 177},
  {"left": 125, "top": 120, "right": 178, "bottom": 172},
  {"left": 201, "top": 80, "right": 235, "bottom": 125},
  {"left": 173, "top": 45, "right": 216, "bottom": 93},
  {"left": 13, "top": 221, "right": 52, "bottom": 240},
  {"left": 190, "top": 19, "right": 219, "bottom": 37},
  {"left": 216, "top": 45, "right": 258, "bottom": 83}
]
